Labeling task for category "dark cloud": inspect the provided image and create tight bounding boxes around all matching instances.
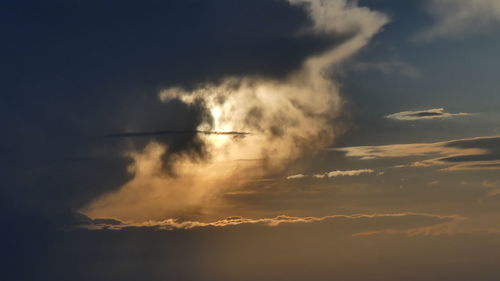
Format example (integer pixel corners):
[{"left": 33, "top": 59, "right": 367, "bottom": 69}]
[
  {"left": 0, "top": 0, "right": 347, "bottom": 219},
  {"left": 386, "top": 108, "right": 470, "bottom": 120},
  {"left": 413, "top": 111, "right": 444, "bottom": 117},
  {"left": 92, "top": 218, "right": 123, "bottom": 226}
]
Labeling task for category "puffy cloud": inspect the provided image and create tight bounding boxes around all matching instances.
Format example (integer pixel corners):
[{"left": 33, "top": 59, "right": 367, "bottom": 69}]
[
  {"left": 386, "top": 108, "right": 470, "bottom": 121},
  {"left": 417, "top": 0, "right": 500, "bottom": 40},
  {"left": 335, "top": 135, "right": 500, "bottom": 171}
]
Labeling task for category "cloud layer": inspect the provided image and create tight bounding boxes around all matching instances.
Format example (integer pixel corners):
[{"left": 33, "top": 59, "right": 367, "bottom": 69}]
[{"left": 335, "top": 136, "right": 500, "bottom": 171}]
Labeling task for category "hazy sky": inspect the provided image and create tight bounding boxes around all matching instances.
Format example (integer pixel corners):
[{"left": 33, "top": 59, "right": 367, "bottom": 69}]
[{"left": 2, "top": 0, "right": 500, "bottom": 280}]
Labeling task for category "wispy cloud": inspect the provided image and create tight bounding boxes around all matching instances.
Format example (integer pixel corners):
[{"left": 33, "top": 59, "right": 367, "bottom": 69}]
[
  {"left": 286, "top": 174, "right": 307, "bottom": 180},
  {"left": 386, "top": 108, "right": 470, "bottom": 121},
  {"left": 333, "top": 136, "right": 500, "bottom": 171},
  {"left": 82, "top": 213, "right": 458, "bottom": 234},
  {"left": 287, "top": 169, "right": 374, "bottom": 179},
  {"left": 416, "top": 0, "right": 500, "bottom": 40},
  {"left": 350, "top": 60, "right": 419, "bottom": 78},
  {"left": 314, "top": 169, "right": 374, "bottom": 178},
  {"left": 104, "top": 129, "right": 250, "bottom": 138}
]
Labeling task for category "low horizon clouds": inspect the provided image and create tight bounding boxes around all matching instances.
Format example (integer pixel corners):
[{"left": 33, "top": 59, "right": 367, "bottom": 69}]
[
  {"left": 287, "top": 168, "right": 374, "bottom": 180},
  {"left": 350, "top": 59, "right": 419, "bottom": 78},
  {"left": 80, "top": 212, "right": 458, "bottom": 234}
]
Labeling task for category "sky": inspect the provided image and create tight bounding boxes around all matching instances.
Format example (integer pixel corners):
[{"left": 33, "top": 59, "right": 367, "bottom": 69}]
[{"left": 2, "top": 0, "right": 500, "bottom": 280}]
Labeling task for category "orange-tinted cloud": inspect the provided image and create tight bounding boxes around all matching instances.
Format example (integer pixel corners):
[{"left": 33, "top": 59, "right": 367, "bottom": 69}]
[{"left": 334, "top": 136, "right": 500, "bottom": 171}]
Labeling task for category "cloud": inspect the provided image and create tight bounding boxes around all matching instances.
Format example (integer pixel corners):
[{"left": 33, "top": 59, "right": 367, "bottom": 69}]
[
  {"left": 386, "top": 108, "right": 470, "bottom": 121},
  {"left": 287, "top": 169, "right": 374, "bottom": 179},
  {"left": 82, "top": 212, "right": 457, "bottom": 233},
  {"left": 349, "top": 60, "right": 419, "bottom": 78},
  {"left": 3, "top": 0, "right": 338, "bottom": 218},
  {"left": 287, "top": 174, "right": 307, "bottom": 180},
  {"left": 0, "top": 0, "right": 388, "bottom": 223},
  {"left": 325, "top": 169, "right": 374, "bottom": 177},
  {"left": 417, "top": 0, "right": 500, "bottom": 40},
  {"left": 334, "top": 135, "right": 500, "bottom": 171},
  {"left": 82, "top": 0, "right": 389, "bottom": 222},
  {"left": 8, "top": 211, "right": 499, "bottom": 281},
  {"left": 103, "top": 129, "right": 250, "bottom": 138}
]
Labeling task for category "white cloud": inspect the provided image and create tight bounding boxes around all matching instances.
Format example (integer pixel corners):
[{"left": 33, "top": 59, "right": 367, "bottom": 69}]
[
  {"left": 286, "top": 174, "right": 307, "bottom": 180},
  {"left": 287, "top": 169, "right": 374, "bottom": 179}
]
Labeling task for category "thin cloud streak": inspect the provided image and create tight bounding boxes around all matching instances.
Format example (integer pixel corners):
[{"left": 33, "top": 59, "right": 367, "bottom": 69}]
[
  {"left": 350, "top": 60, "right": 419, "bottom": 78},
  {"left": 104, "top": 130, "right": 251, "bottom": 138},
  {"left": 83, "top": 212, "right": 459, "bottom": 233},
  {"left": 333, "top": 136, "right": 500, "bottom": 171},
  {"left": 287, "top": 169, "right": 375, "bottom": 179},
  {"left": 386, "top": 108, "right": 470, "bottom": 121},
  {"left": 417, "top": 0, "right": 500, "bottom": 40}
]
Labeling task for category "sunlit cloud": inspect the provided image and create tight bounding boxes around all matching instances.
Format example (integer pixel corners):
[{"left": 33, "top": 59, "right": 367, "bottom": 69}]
[
  {"left": 81, "top": 0, "right": 389, "bottom": 222},
  {"left": 82, "top": 212, "right": 458, "bottom": 234},
  {"left": 287, "top": 169, "right": 375, "bottom": 179},
  {"left": 286, "top": 174, "right": 307, "bottom": 180},
  {"left": 334, "top": 136, "right": 500, "bottom": 171},
  {"left": 386, "top": 108, "right": 470, "bottom": 121},
  {"left": 324, "top": 169, "right": 374, "bottom": 177}
]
